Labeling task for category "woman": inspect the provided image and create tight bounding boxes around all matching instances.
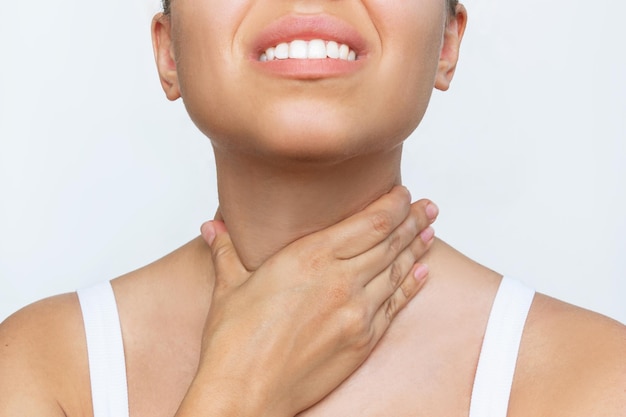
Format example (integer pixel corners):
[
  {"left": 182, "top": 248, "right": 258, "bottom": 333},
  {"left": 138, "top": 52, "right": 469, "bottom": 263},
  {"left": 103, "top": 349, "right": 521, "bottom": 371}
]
[{"left": 1, "top": 1, "right": 625, "bottom": 417}]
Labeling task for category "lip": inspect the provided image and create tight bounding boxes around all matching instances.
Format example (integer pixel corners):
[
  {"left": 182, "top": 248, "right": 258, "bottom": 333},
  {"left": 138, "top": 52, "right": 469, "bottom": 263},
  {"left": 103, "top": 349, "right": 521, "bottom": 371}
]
[{"left": 250, "top": 14, "right": 369, "bottom": 79}]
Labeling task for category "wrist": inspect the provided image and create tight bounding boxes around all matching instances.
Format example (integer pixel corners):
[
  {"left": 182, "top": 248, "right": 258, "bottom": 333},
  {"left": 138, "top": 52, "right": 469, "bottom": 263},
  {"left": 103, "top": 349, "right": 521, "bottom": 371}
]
[{"left": 177, "top": 367, "right": 292, "bottom": 417}]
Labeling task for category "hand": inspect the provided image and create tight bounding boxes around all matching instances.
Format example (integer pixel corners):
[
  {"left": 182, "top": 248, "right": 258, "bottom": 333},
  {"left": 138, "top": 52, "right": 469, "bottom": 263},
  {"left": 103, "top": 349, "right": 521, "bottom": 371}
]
[{"left": 178, "top": 186, "right": 438, "bottom": 417}]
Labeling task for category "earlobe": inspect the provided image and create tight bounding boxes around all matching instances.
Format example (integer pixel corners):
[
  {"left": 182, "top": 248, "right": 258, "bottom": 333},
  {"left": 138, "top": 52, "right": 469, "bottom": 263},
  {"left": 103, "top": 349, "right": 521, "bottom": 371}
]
[
  {"left": 151, "top": 14, "right": 181, "bottom": 101},
  {"left": 434, "top": 5, "right": 467, "bottom": 91}
]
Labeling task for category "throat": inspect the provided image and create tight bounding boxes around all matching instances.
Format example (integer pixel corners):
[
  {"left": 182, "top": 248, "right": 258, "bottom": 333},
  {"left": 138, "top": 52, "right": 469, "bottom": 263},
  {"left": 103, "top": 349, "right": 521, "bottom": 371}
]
[{"left": 213, "top": 146, "right": 403, "bottom": 270}]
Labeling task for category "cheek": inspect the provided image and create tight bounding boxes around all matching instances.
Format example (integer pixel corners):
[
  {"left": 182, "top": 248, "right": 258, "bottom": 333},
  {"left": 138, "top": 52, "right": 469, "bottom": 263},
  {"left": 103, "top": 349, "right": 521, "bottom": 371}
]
[
  {"left": 364, "top": 1, "right": 446, "bottom": 141},
  {"left": 172, "top": 0, "right": 252, "bottom": 137}
]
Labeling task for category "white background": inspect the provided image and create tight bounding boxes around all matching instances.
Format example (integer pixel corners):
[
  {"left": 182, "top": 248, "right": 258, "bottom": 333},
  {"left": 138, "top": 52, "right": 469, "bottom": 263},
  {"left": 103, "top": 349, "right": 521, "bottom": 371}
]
[{"left": 1, "top": 0, "right": 624, "bottom": 322}]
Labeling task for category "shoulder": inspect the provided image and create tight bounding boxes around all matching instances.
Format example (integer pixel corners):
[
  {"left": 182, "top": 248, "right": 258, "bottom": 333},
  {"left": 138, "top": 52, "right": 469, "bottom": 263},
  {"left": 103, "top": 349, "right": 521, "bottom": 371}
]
[
  {"left": 510, "top": 293, "right": 626, "bottom": 416},
  {"left": 0, "top": 292, "right": 91, "bottom": 416},
  {"left": 0, "top": 237, "right": 210, "bottom": 417}
]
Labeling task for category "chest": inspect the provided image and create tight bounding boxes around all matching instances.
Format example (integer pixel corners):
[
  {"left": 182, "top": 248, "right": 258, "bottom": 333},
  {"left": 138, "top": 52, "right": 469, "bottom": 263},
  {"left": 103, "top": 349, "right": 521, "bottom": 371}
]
[
  {"left": 300, "top": 306, "right": 481, "bottom": 417},
  {"left": 123, "top": 301, "right": 484, "bottom": 417}
]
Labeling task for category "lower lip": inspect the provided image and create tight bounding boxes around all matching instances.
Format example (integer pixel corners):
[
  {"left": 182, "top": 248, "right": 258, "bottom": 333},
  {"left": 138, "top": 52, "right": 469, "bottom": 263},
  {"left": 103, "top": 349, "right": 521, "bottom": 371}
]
[{"left": 252, "top": 58, "right": 365, "bottom": 79}]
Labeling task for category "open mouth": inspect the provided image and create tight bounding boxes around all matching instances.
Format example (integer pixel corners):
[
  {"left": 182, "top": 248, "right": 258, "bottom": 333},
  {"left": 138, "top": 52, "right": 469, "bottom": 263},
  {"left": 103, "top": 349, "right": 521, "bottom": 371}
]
[
  {"left": 259, "top": 39, "right": 357, "bottom": 62},
  {"left": 251, "top": 15, "right": 367, "bottom": 78}
]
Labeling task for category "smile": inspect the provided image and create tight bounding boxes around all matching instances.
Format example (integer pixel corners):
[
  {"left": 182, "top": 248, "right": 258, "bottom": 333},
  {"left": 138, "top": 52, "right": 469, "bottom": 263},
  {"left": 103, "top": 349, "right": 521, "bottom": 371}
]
[{"left": 259, "top": 40, "right": 357, "bottom": 62}]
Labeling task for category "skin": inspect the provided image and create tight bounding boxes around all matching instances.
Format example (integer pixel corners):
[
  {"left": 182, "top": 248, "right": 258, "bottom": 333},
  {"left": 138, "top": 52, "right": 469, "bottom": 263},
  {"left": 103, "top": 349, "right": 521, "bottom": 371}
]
[
  {"left": 155, "top": 0, "right": 462, "bottom": 269},
  {"left": 155, "top": 0, "right": 626, "bottom": 415},
  {"left": 0, "top": 189, "right": 437, "bottom": 417},
  {"left": 1, "top": 1, "right": 625, "bottom": 417}
]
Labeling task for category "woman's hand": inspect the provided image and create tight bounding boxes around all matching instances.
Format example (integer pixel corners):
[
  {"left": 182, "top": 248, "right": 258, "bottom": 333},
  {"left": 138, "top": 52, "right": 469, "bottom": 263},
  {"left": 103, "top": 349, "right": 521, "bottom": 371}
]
[{"left": 177, "top": 186, "right": 438, "bottom": 417}]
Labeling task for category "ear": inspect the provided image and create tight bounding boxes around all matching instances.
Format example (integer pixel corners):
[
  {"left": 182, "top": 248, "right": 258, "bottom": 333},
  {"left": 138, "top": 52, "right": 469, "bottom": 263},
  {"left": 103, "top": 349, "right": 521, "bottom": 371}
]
[
  {"left": 151, "top": 13, "right": 181, "bottom": 101},
  {"left": 434, "top": 4, "right": 468, "bottom": 91}
]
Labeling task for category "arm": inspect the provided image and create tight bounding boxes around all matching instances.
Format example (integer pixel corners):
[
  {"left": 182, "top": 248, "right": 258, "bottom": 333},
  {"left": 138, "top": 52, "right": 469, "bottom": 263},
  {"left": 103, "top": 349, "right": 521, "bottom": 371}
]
[
  {"left": 547, "top": 311, "right": 626, "bottom": 416},
  {"left": 0, "top": 293, "right": 86, "bottom": 416},
  {"left": 510, "top": 295, "right": 626, "bottom": 417}
]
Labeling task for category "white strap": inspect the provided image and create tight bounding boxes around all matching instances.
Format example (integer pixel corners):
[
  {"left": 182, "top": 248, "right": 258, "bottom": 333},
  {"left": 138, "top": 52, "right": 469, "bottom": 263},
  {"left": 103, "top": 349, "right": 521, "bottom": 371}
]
[
  {"left": 469, "top": 277, "right": 535, "bottom": 417},
  {"left": 77, "top": 282, "right": 130, "bottom": 417}
]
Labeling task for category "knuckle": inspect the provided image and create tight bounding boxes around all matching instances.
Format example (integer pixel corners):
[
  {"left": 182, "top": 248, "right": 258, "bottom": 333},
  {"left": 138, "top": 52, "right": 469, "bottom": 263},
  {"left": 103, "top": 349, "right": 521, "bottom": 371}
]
[
  {"left": 370, "top": 210, "right": 394, "bottom": 235},
  {"left": 408, "top": 207, "right": 425, "bottom": 232},
  {"left": 339, "top": 305, "right": 372, "bottom": 346},
  {"left": 299, "top": 246, "right": 331, "bottom": 276},
  {"left": 407, "top": 216, "right": 419, "bottom": 236},
  {"left": 399, "top": 276, "right": 416, "bottom": 299},
  {"left": 387, "top": 231, "right": 403, "bottom": 254},
  {"left": 409, "top": 244, "right": 423, "bottom": 261},
  {"left": 213, "top": 240, "right": 233, "bottom": 260},
  {"left": 388, "top": 260, "right": 404, "bottom": 289},
  {"left": 410, "top": 235, "right": 428, "bottom": 258},
  {"left": 384, "top": 296, "right": 400, "bottom": 322}
]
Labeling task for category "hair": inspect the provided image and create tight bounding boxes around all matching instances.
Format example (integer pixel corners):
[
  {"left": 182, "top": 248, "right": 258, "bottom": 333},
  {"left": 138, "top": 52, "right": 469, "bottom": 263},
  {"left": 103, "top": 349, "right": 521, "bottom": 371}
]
[
  {"left": 447, "top": 0, "right": 459, "bottom": 17},
  {"left": 162, "top": 1, "right": 459, "bottom": 17}
]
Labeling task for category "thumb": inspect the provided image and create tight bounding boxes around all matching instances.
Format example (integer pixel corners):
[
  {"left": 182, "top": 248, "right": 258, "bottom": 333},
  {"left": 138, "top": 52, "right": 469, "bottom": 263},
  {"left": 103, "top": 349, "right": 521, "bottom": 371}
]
[{"left": 201, "top": 220, "right": 249, "bottom": 288}]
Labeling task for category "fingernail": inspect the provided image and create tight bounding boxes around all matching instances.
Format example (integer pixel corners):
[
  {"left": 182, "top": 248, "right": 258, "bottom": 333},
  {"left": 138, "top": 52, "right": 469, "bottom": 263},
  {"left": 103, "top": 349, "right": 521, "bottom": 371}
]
[
  {"left": 205, "top": 221, "right": 216, "bottom": 246},
  {"left": 414, "top": 264, "right": 429, "bottom": 282},
  {"left": 420, "top": 226, "right": 435, "bottom": 244},
  {"left": 426, "top": 203, "right": 439, "bottom": 222}
]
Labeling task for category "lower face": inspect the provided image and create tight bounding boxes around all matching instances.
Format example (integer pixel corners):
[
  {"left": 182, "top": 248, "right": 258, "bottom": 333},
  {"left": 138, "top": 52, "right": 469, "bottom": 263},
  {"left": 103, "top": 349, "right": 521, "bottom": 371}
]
[{"left": 169, "top": 0, "right": 448, "bottom": 164}]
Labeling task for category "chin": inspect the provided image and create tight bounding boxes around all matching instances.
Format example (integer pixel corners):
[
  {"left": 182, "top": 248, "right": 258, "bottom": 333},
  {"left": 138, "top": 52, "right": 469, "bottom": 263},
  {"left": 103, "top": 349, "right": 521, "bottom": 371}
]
[
  {"left": 245, "top": 124, "right": 368, "bottom": 166},
  {"left": 195, "top": 92, "right": 424, "bottom": 166}
]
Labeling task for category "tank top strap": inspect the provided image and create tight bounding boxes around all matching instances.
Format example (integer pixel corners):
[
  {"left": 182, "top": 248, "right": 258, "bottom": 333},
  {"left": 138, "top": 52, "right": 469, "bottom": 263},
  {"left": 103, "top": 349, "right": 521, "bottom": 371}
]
[
  {"left": 77, "top": 281, "right": 130, "bottom": 417},
  {"left": 469, "top": 276, "right": 535, "bottom": 417}
]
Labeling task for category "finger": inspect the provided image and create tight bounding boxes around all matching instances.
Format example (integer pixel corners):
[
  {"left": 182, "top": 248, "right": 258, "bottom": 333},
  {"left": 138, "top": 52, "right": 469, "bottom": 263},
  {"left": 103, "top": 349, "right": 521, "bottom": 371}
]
[
  {"left": 333, "top": 194, "right": 437, "bottom": 261},
  {"left": 413, "top": 198, "right": 439, "bottom": 226},
  {"left": 319, "top": 186, "right": 412, "bottom": 260},
  {"left": 200, "top": 220, "right": 218, "bottom": 245},
  {"left": 368, "top": 264, "right": 429, "bottom": 343},
  {"left": 350, "top": 201, "right": 436, "bottom": 285},
  {"left": 203, "top": 221, "right": 250, "bottom": 289},
  {"left": 363, "top": 246, "right": 419, "bottom": 306},
  {"left": 409, "top": 226, "right": 435, "bottom": 260}
]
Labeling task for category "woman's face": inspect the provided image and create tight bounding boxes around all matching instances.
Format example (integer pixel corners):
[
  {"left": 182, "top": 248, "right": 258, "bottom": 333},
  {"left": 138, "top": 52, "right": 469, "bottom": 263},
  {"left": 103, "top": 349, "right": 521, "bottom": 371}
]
[{"left": 153, "top": 0, "right": 466, "bottom": 163}]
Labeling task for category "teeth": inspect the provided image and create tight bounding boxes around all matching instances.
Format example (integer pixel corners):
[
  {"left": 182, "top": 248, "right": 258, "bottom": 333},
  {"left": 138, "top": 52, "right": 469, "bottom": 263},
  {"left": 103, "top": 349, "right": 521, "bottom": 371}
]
[
  {"left": 326, "top": 41, "right": 339, "bottom": 59},
  {"left": 307, "top": 39, "right": 327, "bottom": 59},
  {"left": 339, "top": 44, "right": 349, "bottom": 60},
  {"left": 260, "top": 39, "right": 357, "bottom": 61},
  {"left": 274, "top": 42, "right": 290, "bottom": 59},
  {"left": 288, "top": 40, "right": 308, "bottom": 59}
]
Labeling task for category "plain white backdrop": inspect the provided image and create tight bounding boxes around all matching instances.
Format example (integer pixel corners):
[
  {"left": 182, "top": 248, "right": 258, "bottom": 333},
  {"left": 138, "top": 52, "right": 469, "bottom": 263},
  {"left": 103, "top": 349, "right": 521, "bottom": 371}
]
[{"left": 1, "top": 0, "right": 624, "bottom": 322}]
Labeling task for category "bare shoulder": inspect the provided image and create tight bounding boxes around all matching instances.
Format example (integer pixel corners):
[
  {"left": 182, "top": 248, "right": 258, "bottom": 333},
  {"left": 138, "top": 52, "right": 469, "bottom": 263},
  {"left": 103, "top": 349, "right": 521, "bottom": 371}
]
[
  {"left": 510, "top": 293, "right": 626, "bottom": 417},
  {"left": 0, "top": 237, "right": 210, "bottom": 417},
  {"left": 0, "top": 292, "right": 91, "bottom": 416}
]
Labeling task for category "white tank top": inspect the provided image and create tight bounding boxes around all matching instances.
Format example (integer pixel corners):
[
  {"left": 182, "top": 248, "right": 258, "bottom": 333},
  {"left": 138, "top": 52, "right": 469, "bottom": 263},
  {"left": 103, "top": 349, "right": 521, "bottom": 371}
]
[{"left": 77, "top": 276, "right": 535, "bottom": 417}]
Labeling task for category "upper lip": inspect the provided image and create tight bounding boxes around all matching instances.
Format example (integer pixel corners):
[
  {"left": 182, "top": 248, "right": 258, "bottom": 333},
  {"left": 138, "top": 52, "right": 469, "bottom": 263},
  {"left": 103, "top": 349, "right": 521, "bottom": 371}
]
[{"left": 251, "top": 14, "right": 369, "bottom": 59}]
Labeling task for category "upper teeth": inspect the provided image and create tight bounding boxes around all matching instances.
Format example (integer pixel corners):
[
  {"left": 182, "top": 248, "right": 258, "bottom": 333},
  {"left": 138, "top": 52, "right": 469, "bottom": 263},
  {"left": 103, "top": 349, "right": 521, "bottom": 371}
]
[{"left": 259, "top": 40, "right": 357, "bottom": 62}]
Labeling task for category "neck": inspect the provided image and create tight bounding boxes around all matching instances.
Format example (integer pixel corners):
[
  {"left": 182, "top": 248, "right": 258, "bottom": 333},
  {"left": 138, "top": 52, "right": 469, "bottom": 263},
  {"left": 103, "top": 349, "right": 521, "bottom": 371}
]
[{"left": 213, "top": 146, "right": 403, "bottom": 270}]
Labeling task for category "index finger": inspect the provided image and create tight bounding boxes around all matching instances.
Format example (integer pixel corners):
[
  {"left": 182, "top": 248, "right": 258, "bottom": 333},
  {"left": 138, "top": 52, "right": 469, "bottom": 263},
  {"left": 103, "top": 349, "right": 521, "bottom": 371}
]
[{"left": 318, "top": 186, "right": 412, "bottom": 259}]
